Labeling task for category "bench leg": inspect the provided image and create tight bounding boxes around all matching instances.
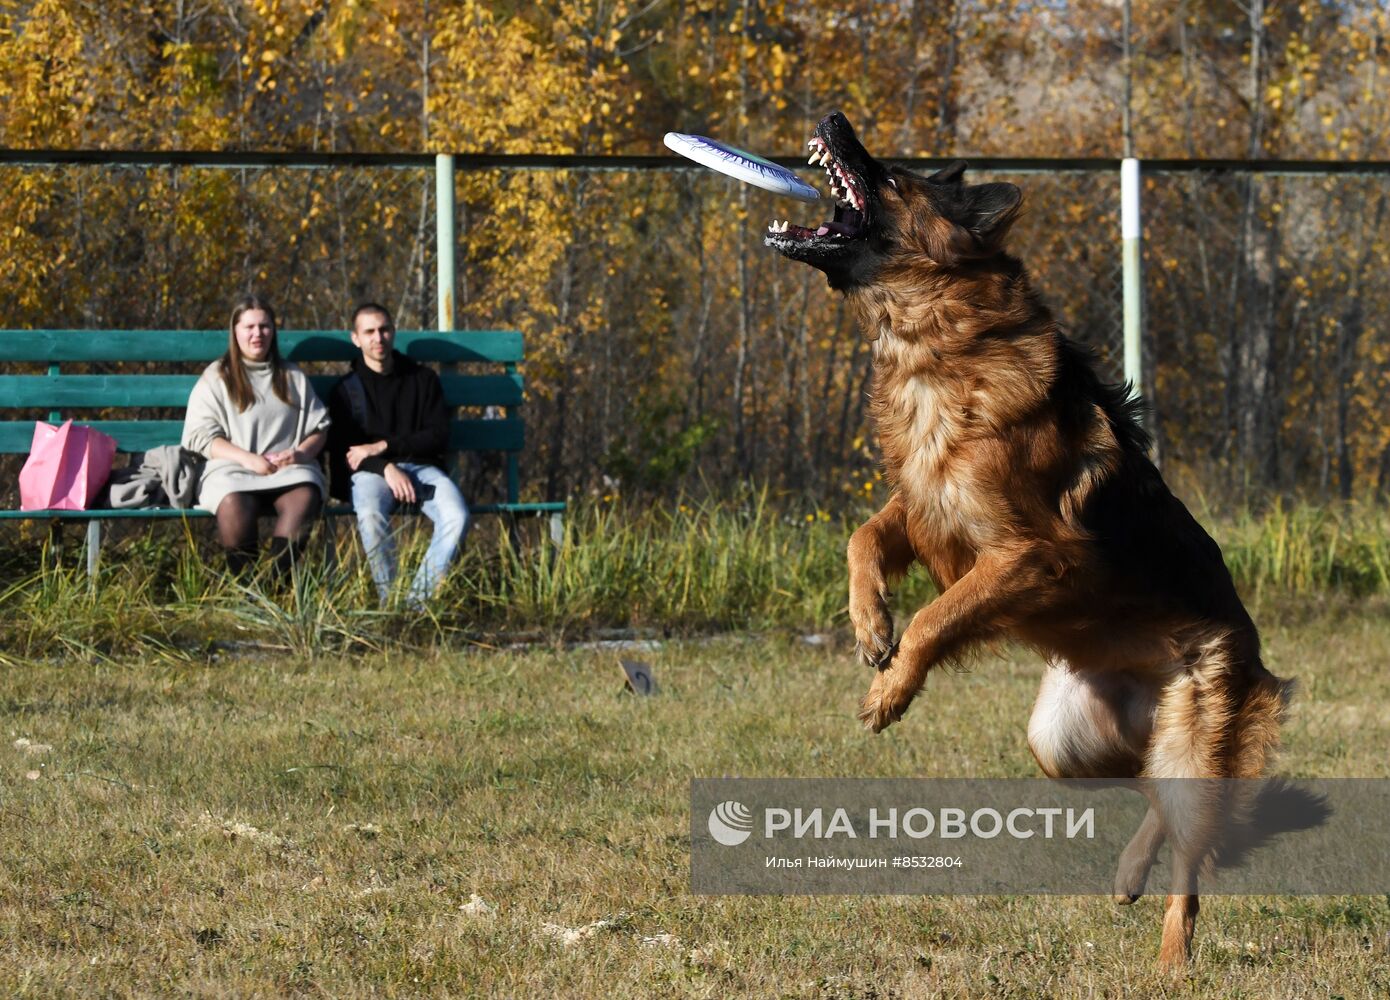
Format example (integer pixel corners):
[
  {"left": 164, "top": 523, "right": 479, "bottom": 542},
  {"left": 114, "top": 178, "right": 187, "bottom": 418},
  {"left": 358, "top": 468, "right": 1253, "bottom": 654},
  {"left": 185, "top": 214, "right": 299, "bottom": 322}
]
[{"left": 86, "top": 520, "right": 101, "bottom": 583}]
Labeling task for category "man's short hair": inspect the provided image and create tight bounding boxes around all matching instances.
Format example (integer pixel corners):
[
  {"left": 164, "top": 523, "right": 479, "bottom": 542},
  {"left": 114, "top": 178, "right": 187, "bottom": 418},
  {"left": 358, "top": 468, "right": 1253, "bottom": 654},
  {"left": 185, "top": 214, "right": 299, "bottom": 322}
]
[{"left": 351, "top": 302, "right": 395, "bottom": 330}]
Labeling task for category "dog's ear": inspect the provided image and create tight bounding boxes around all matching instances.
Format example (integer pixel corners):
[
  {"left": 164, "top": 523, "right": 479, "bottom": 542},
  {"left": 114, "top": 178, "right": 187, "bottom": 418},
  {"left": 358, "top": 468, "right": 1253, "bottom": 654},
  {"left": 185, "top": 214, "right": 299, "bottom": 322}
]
[
  {"left": 964, "top": 182, "right": 1022, "bottom": 243},
  {"left": 927, "top": 160, "right": 968, "bottom": 186}
]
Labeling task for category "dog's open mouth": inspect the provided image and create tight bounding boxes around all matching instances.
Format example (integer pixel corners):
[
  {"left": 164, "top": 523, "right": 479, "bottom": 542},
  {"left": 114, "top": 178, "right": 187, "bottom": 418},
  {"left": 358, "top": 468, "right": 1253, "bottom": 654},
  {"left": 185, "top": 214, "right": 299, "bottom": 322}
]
[{"left": 765, "top": 132, "right": 869, "bottom": 242}]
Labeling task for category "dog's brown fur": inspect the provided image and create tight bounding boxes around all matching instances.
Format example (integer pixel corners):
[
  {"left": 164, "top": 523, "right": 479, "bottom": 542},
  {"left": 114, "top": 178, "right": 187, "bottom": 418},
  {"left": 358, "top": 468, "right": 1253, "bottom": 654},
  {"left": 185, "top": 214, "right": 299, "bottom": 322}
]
[{"left": 766, "top": 113, "right": 1292, "bottom": 968}]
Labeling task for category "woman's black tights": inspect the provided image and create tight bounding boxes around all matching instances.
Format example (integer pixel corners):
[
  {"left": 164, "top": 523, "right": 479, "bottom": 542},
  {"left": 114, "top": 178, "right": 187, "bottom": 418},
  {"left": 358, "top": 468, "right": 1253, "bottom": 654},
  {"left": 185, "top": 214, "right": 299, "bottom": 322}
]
[{"left": 216, "top": 485, "right": 321, "bottom": 578}]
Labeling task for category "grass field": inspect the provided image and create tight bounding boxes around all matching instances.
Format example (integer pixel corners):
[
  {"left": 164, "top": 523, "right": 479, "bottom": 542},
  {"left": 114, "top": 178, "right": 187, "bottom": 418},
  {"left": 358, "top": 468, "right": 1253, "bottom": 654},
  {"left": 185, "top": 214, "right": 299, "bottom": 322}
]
[{"left": 3, "top": 595, "right": 1388, "bottom": 997}]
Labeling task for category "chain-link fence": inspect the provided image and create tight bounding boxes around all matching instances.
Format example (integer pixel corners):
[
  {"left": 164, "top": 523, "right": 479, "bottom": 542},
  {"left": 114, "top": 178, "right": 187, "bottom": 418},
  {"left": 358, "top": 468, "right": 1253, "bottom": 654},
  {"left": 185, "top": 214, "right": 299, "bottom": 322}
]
[
  {"left": 1143, "top": 168, "right": 1390, "bottom": 502},
  {"left": 0, "top": 154, "right": 1383, "bottom": 505}
]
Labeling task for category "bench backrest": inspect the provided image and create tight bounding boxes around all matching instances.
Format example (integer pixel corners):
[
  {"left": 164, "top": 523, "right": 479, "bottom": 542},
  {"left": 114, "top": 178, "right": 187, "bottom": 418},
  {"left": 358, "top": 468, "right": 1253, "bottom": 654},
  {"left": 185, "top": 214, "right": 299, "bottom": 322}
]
[{"left": 0, "top": 329, "right": 526, "bottom": 502}]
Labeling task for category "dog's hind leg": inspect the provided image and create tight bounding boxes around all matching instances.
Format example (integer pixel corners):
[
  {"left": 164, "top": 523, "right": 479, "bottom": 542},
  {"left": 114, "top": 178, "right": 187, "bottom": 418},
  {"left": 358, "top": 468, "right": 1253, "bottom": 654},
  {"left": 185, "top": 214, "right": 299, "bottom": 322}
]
[
  {"left": 847, "top": 494, "right": 916, "bottom": 669},
  {"left": 1113, "top": 805, "right": 1164, "bottom": 904},
  {"left": 1025, "top": 661, "right": 1153, "bottom": 780},
  {"left": 1021, "top": 661, "right": 1164, "bottom": 903},
  {"left": 1113, "top": 666, "right": 1286, "bottom": 908},
  {"left": 1143, "top": 635, "right": 1244, "bottom": 969}
]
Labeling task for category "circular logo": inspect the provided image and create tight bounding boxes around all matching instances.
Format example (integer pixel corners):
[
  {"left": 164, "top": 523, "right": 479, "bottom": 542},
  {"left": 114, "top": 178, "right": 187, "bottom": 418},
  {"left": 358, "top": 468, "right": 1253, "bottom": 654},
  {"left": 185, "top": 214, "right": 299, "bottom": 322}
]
[{"left": 708, "top": 800, "right": 754, "bottom": 846}]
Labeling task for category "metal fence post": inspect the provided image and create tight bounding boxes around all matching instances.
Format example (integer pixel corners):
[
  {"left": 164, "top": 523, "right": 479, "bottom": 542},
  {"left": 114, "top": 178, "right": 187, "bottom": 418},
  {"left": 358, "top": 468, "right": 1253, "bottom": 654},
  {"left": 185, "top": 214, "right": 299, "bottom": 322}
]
[
  {"left": 435, "top": 152, "right": 468, "bottom": 489},
  {"left": 1121, "top": 158, "right": 1144, "bottom": 411},
  {"left": 436, "top": 153, "right": 456, "bottom": 332}
]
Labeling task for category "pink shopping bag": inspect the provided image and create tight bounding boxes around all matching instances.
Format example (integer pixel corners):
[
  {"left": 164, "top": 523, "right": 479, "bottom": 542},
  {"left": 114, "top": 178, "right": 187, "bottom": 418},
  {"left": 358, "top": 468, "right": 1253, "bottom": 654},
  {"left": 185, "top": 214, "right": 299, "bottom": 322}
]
[{"left": 19, "top": 420, "right": 118, "bottom": 511}]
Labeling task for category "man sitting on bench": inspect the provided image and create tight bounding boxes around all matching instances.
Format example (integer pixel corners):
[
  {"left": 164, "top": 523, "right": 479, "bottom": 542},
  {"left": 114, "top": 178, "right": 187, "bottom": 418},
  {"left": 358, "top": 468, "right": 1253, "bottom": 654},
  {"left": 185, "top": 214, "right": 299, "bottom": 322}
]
[{"left": 328, "top": 303, "right": 471, "bottom": 608}]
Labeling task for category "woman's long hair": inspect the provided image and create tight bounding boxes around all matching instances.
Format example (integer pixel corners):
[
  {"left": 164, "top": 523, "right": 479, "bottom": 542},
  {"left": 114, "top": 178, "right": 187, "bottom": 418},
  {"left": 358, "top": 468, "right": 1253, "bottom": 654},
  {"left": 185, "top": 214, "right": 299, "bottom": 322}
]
[{"left": 220, "top": 295, "right": 292, "bottom": 412}]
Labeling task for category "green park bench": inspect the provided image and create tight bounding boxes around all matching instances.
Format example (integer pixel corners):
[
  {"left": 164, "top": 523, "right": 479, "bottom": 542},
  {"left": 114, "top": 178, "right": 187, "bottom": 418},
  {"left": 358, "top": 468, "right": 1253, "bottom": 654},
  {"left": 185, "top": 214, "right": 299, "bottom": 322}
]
[{"left": 0, "top": 329, "right": 565, "bottom": 577}]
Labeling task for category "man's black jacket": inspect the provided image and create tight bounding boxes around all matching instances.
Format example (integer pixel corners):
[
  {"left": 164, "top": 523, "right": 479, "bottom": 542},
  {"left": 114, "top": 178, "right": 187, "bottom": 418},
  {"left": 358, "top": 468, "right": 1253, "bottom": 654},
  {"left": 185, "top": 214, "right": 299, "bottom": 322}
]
[{"left": 327, "top": 352, "right": 450, "bottom": 501}]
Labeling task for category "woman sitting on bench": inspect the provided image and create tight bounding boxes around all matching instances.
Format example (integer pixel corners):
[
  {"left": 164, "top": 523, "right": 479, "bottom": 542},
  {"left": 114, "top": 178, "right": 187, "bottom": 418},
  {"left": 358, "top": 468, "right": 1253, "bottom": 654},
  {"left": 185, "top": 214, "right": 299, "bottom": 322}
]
[{"left": 182, "top": 295, "right": 330, "bottom": 579}]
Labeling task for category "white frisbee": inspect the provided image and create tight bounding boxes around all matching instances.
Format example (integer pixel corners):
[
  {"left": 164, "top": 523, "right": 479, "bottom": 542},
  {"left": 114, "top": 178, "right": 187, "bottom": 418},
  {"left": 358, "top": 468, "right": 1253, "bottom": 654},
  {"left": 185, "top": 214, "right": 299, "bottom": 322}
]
[{"left": 664, "top": 131, "right": 820, "bottom": 202}]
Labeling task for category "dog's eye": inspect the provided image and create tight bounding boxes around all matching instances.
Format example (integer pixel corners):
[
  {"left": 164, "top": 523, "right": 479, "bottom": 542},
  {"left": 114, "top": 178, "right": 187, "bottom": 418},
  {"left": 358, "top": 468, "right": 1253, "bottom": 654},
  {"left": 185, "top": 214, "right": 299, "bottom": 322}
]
[{"left": 887, "top": 177, "right": 898, "bottom": 191}]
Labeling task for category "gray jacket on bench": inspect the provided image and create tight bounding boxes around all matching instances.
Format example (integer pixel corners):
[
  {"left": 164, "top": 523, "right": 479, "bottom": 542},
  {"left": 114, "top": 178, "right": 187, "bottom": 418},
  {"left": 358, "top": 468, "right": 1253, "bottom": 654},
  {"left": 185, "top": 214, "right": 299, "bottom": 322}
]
[{"left": 107, "top": 446, "right": 205, "bottom": 509}]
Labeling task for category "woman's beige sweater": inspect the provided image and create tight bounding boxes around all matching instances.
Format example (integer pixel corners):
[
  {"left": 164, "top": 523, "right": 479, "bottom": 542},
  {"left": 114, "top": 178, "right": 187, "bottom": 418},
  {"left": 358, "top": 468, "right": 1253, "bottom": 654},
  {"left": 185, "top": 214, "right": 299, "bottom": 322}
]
[{"left": 182, "top": 358, "right": 330, "bottom": 512}]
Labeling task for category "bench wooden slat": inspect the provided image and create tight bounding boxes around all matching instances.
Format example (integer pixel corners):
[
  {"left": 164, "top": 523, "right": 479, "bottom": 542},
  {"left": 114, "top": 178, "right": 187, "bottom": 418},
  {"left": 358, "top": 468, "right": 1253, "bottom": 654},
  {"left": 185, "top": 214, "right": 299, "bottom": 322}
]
[
  {"left": 0, "top": 418, "right": 523, "bottom": 454},
  {"left": 0, "top": 373, "right": 524, "bottom": 409},
  {"left": 0, "top": 330, "right": 525, "bottom": 364}
]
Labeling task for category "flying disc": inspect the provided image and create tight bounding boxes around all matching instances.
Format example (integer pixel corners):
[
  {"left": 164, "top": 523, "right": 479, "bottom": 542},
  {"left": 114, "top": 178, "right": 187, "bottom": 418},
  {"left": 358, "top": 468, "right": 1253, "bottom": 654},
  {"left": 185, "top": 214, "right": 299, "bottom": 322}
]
[{"left": 664, "top": 131, "right": 820, "bottom": 202}]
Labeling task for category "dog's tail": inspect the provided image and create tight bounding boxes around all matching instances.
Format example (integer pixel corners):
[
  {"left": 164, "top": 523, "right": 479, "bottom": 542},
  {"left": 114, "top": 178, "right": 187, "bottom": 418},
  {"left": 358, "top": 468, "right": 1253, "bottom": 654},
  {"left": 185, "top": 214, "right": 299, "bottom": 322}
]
[
  {"left": 1198, "top": 663, "right": 1298, "bottom": 875},
  {"left": 1230, "top": 666, "right": 1295, "bottom": 779}
]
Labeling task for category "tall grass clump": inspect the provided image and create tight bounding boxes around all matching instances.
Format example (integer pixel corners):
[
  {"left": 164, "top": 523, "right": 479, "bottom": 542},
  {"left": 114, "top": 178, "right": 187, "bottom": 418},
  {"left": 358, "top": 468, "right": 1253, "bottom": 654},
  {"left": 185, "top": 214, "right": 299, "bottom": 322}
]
[
  {"left": 1218, "top": 500, "right": 1390, "bottom": 598},
  {"left": 0, "top": 542, "right": 185, "bottom": 663},
  {"left": 447, "top": 490, "right": 872, "bottom": 632},
  {"left": 215, "top": 563, "right": 392, "bottom": 658},
  {"left": 0, "top": 495, "right": 1387, "bottom": 658}
]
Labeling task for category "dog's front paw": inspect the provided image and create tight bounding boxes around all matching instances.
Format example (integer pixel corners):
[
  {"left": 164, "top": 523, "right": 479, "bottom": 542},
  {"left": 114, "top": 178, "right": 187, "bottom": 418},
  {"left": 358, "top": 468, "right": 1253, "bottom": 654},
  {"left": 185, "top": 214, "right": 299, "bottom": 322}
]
[
  {"left": 850, "top": 592, "right": 894, "bottom": 669},
  {"left": 858, "top": 666, "right": 917, "bottom": 733}
]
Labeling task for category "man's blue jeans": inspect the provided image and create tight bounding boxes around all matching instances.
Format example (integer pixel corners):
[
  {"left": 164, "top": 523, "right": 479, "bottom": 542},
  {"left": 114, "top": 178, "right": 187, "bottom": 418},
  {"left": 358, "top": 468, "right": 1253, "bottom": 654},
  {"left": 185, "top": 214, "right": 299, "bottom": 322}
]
[{"left": 350, "top": 463, "right": 470, "bottom": 606}]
